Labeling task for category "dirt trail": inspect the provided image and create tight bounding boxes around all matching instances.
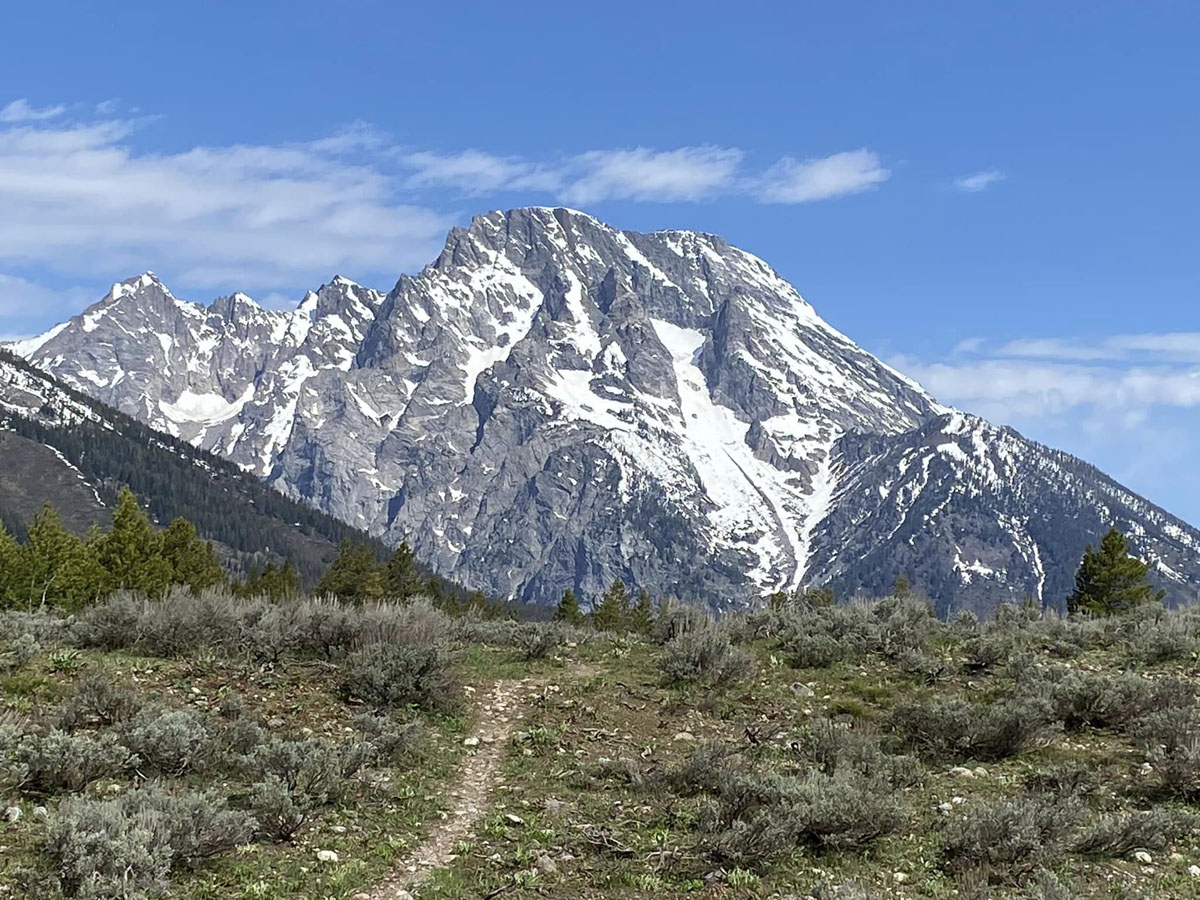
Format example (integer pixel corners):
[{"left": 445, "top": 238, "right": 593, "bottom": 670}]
[{"left": 364, "top": 677, "right": 544, "bottom": 899}]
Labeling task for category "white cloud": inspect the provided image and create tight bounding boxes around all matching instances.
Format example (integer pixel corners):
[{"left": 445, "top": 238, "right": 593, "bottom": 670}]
[
  {"left": 996, "top": 333, "right": 1200, "bottom": 364},
  {"left": 0, "top": 99, "right": 66, "bottom": 123},
  {"left": 560, "top": 146, "right": 743, "bottom": 205},
  {"left": 399, "top": 145, "right": 886, "bottom": 205},
  {"left": 953, "top": 169, "right": 1004, "bottom": 193},
  {"left": 757, "top": 150, "right": 889, "bottom": 203},
  {"left": 0, "top": 114, "right": 453, "bottom": 291},
  {"left": 0, "top": 273, "right": 91, "bottom": 319}
]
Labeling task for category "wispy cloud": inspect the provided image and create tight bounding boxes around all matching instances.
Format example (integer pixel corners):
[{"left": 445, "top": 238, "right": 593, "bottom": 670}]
[
  {"left": 953, "top": 169, "right": 1004, "bottom": 193},
  {"left": 0, "top": 98, "right": 66, "bottom": 123},
  {"left": 896, "top": 332, "right": 1200, "bottom": 425},
  {"left": 400, "top": 145, "right": 883, "bottom": 205},
  {"left": 757, "top": 150, "right": 889, "bottom": 204}
]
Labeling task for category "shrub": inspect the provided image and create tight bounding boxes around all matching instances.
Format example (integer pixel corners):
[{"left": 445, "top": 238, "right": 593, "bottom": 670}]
[
  {"left": 792, "top": 718, "right": 922, "bottom": 789},
  {"left": 58, "top": 671, "right": 143, "bottom": 731},
  {"left": 1127, "top": 609, "right": 1200, "bottom": 663},
  {"left": 76, "top": 593, "right": 141, "bottom": 651},
  {"left": 1130, "top": 707, "right": 1200, "bottom": 800},
  {"left": 1, "top": 633, "right": 41, "bottom": 669},
  {"left": 352, "top": 712, "right": 420, "bottom": 762},
  {"left": 1048, "top": 671, "right": 1192, "bottom": 732},
  {"left": 245, "top": 736, "right": 374, "bottom": 839},
  {"left": 123, "top": 707, "right": 214, "bottom": 776},
  {"left": 47, "top": 784, "right": 253, "bottom": 898},
  {"left": 890, "top": 696, "right": 1056, "bottom": 761},
  {"left": 650, "top": 597, "right": 711, "bottom": 645},
  {"left": 295, "top": 597, "right": 360, "bottom": 658},
  {"left": 1072, "top": 807, "right": 1198, "bottom": 856},
  {"left": 353, "top": 598, "right": 452, "bottom": 649},
  {"left": 344, "top": 642, "right": 460, "bottom": 713},
  {"left": 7, "top": 731, "right": 136, "bottom": 794},
  {"left": 942, "top": 794, "right": 1085, "bottom": 880},
  {"left": 705, "top": 768, "right": 904, "bottom": 867},
  {"left": 659, "top": 625, "right": 753, "bottom": 686},
  {"left": 511, "top": 621, "right": 570, "bottom": 661}
]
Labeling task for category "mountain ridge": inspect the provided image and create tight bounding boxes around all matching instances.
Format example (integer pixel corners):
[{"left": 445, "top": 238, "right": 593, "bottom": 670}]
[{"left": 12, "top": 207, "right": 1200, "bottom": 612}]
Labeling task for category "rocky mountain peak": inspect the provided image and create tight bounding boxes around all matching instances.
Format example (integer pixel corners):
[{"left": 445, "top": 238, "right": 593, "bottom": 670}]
[{"left": 14, "top": 209, "right": 1200, "bottom": 613}]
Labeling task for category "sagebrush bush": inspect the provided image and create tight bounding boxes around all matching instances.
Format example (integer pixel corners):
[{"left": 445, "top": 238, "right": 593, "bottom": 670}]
[
  {"left": 659, "top": 625, "right": 753, "bottom": 686},
  {"left": 76, "top": 593, "right": 142, "bottom": 651},
  {"left": 0, "top": 609, "right": 75, "bottom": 647},
  {"left": 1131, "top": 707, "right": 1200, "bottom": 800},
  {"left": 650, "top": 597, "right": 711, "bottom": 645},
  {"left": 1072, "top": 807, "right": 1198, "bottom": 856},
  {"left": 7, "top": 730, "right": 136, "bottom": 794},
  {"left": 942, "top": 794, "right": 1085, "bottom": 879},
  {"left": 890, "top": 695, "right": 1056, "bottom": 761},
  {"left": 47, "top": 784, "right": 253, "bottom": 898},
  {"left": 245, "top": 736, "right": 374, "bottom": 839},
  {"left": 792, "top": 718, "right": 922, "bottom": 789},
  {"left": 1045, "top": 670, "right": 1193, "bottom": 732},
  {"left": 511, "top": 621, "right": 572, "bottom": 661},
  {"left": 58, "top": 671, "right": 143, "bottom": 731},
  {"left": 1, "top": 632, "right": 40, "bottom": 669},
  {"left": 1127, "top": 608, "right": 1200, "bottom": 663},
  {"left": 123, "top": 707, "right": 214, "bottom": 776},
  {"left": 344, "top": 641, "right": 460, "bottom": 713}
]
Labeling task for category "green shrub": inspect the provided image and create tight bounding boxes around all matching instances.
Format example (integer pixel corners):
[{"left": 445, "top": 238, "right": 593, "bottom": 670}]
[
  {"left": 1072, "top": 807, "right": 1198, "bottom": 856},
  {"left": 344, "top": 641, "right": 460, "bottom": 713},
  {"left": 245, "top": 736, "right": 374, "bottom": 839},
  {"left": 123, "top": 707, "right": 213, "bottom": 776},
  {"left": 58, "top": 671, "right": 143, "bottom": 731},
  {"left": 793, "top": 718, "right": 922, "bottom": 789},
  {"left": 8, "top": 730, "right": 136, "bottom": 794},
  {"left": 1131, "top": 707, "right": 1200, "bottom": 800},
  {"left": 47, "top": 784, "right": 253, "bottom": 898},
  {"left": 890, "top": 696, "right": 1056, "bottom": 761},
  {"left": 941, "top": 794, "right": 1085, "bottom": 880},
  {"left": 1048, "top": 670, "right": 1192, "bottom": 732},
  {"left": 76, "top": 594, "right": 141, "bottom": 651},
  {"left": 659, "top": 625, "right": 753, "bottom": 686}
]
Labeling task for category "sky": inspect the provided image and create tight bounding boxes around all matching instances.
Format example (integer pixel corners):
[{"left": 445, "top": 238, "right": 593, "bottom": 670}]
[{"left": 1, "top": 1, "right": 1198, "bottom": 520}]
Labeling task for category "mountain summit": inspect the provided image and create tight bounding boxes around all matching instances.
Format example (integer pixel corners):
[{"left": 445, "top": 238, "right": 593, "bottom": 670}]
[{"left": 15, "top": 208, "right": 1200, "bottom": 611}]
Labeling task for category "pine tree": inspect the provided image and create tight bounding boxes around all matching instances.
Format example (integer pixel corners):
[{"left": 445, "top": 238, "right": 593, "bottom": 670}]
[
  {"left": 95, "top": 488, "right": 172, "bottom": 597},
  {"left": 160, "top": 517, "right": 225, "bottom": 593},
  {"left": 630, "top": 587, "right": 654, "bottom": 634},
  {"left": 0, "top": 522, "right": 20, "bottom": 608},
  {"left": 316, "top": 540, "right": 384, "bottom": 603},
  {"left": 18, "top": 505, "right": 104, "bottom": 610},
  {"left": 892, "top": 573, "right": 912, "bottom": 598},
  {"left": 384, "top": 542, "right": 425, "bottom": 600},
  {"left": 553, "top": 588, "right": 583, "bottom": 626},
  {"left": 1068, "top": 527, "right": 1166, "bottom": 616},
  {"left": 238, "top": 560, "right": 301, "bottom": 600},
  {"left": 591, "top": 579, "right": 630, "bottom": 632}
]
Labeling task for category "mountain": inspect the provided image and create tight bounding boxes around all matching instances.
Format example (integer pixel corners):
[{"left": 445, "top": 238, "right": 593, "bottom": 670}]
[
  {"left": 13, "top": 207, "right": 1200, "bottom": 612},
  {"left": 0, "top": 348, "right": 388, "bottom": 583}
]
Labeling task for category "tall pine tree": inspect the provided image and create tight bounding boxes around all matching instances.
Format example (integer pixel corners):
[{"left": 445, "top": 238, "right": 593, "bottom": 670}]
[
  {"left": 591, "top": 579, "right": 630, "bottom": 632},
  {"left": 160, "top": 518, "right": 225, "bottom": 593},
  {"left": 384, "top": 542, "right": 425, "bottom": 600},
  {"left": 316, "top": 540, "right": 384, "bottom": 603},
  {"left": 553, "top": 588, "right": 583, "bottom": 626},
  {"left": 95, "top": 488, "right": 172, "bottom": 597},
  {"left": 18, "top": 506, "right": 104, "bottom": 610},
  {"left": 1068, "top": 527, "right": 1165, "bottom": 616},
  {"left": 630, "top": 587, "right": 654, "bottom": 634}
]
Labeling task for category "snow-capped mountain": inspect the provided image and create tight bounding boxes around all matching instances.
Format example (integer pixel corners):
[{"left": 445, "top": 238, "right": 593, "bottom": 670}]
[{"left": 13, "top": 207, "right": 1200, "bottom": 611}]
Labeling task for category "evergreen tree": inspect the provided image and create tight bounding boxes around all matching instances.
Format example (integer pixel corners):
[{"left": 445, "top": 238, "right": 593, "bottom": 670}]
[
  {"left": 0, "top": 523, "right": 20, "bottom": 608},
  {"left": 1068, "top": 527, "right": 1166, "bottom": 616},
  {"left": 892, "top": 573, "right": 912, "bottom": 598},
  {"left": 553, "top": 588, "right": 583, "bottom": 626},
  {"left": 160, "top": 517, "right": 224, "bottom": 593},
  {"left": 95, "top": 488, "right": 172, "bottom": 596},
  {"left": 630, "top": 587, "right": 654, "bottom": 634},
  {"left": 238, "top": 560, "right": 301, "bottom": 600},
  {"left": 17, "top": 505, "right": 104, "bottom": 610},
  {"left": 316, "top": 540, "right": 384, "bottom": 603},
  {"left": 591, "top": 579, "right": 630, "bottom": 632},
  {"left": 384, "top": 542, "right": 425, "bottom": 599}
]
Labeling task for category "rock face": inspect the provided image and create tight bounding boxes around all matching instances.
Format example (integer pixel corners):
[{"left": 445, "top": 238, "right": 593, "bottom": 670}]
[{"left": 14, "top": 207, "right": 1200, "bottom": 612}]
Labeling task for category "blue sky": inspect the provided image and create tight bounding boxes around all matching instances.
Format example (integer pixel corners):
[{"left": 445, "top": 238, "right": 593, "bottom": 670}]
[{"left": 1, "top": 1, "right": 1199, "bottom": 521}]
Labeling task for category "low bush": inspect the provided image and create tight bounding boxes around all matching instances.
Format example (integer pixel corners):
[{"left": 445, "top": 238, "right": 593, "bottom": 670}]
[
  {"left": 1127, "top": 609, "right": 1200, "bottom": 663},
  {"left": 1046, "top": 670, "right": 1192, "bottom": 732},
  {"left": 650, "top": 597, "right": 712, "bottom": 645},
  {"left": 58, "top": 671, "right": 143, "bottom": 731},
  {"left": 1131, "top": 707, "right": 1200, "bottom": 800},
  {"left": 659, "top": 625, "right": 753, "bottom": 686},
  {"left": 47, "top": 783, "right": 253, "bottom": 898},
  {"left": 890, "top": 695, "right": 1056, "bottom": 761},
  {"left": 941, "top": 794, "right": 1086, "bottom": 880},
  {"left": 344, "top": 641, "right": 460, "bottom": 713},
  {"left": 245, "top": 736, "right": 374, "bottom": 839},
  {"left": 123, "top": 707, "right": 214, "bottom": 776},
  {"left": 75, "top": 593, "right": 142, "bottom": 651},
  {"left": 7, "top": 730, "right": 136, "bottom": 794},
  {"left": 792, "top": 718, "right": 922, "bottom": 789},
  {"left": 1072, "top": 807, "right": 1198, "bottom": 856}
]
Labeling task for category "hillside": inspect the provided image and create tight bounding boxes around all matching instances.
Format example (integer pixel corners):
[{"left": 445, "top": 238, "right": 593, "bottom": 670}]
[
  {"left": 14, "top": 209, "right": 1200, "bottom": 614},
  {"left": 0, "top": 348, "right": 388, "bottom": 583},
  {"left": 2, "top": 593, "right": 1199, "bottom": 898}
]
